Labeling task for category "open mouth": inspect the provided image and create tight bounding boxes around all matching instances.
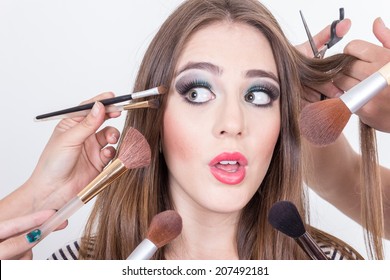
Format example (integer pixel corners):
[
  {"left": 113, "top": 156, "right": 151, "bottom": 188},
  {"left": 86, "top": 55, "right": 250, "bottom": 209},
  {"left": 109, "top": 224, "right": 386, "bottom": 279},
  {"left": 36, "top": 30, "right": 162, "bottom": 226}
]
[
  {"left": 209, "top": 153, "right": 247, "bottom": 185},
  {"left": 215, "top": 160, "right": 240, "bottom": 172}
]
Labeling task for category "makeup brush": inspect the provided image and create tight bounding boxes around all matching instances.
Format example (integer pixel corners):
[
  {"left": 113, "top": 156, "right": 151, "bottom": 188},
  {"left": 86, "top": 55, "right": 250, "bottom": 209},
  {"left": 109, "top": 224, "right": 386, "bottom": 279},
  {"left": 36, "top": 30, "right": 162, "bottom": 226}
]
[
  {"left": 35, "top": 99, "right": 160, "bottom": 121},
  {"left": 268, "top": 200, "right": 328, "bottom": 260},
  {"left": 26, "top": 127, "right": 151, "bottom": 243},
  {"left": 126, "top": 210, "right": 182, "bottom": 260},
  {"left": 34, "top": 86, "right": 167, "bottom": 121},
  {"left": 300, "top": 62, "right": 390, "bottom": 146}
]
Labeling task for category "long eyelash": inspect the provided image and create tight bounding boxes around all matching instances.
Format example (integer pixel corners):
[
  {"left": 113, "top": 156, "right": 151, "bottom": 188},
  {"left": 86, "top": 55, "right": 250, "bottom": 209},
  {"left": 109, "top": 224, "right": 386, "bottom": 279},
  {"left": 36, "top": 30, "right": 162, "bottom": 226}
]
[
  {"left": 247, "top": 84, "right": 280, "bottom": 100},
  {"left": 175, "top": 79, "right": 212, "bottom": 95}
]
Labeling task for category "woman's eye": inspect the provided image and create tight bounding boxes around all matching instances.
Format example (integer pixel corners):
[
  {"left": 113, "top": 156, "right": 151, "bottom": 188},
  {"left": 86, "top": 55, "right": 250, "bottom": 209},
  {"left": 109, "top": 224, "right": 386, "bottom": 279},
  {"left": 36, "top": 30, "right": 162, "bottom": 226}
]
[
  {"left": 244, "top": 90, "right": 271, "bottom": 106},
  {"left": 185, "top": 87, "right": 214, "bottom": 103}
]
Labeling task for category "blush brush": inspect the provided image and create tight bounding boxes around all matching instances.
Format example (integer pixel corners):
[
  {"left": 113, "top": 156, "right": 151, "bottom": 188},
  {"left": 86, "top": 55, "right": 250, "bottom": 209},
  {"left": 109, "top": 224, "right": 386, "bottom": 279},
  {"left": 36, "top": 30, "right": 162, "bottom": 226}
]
[
  {"left": 25, "top": 127, "right": 151, "bottom": 243},
  {"left": 35, "top": 86, "right": 167, "bottom": 121},
  {"left": 268, "top": 200, "right": 328, "bottom": 260},
  {"left": 300, "top": 62, "right": 390, "bottom": 146},
  {"left": 127, "top": 210, "right": 182, "bottom": 260}
]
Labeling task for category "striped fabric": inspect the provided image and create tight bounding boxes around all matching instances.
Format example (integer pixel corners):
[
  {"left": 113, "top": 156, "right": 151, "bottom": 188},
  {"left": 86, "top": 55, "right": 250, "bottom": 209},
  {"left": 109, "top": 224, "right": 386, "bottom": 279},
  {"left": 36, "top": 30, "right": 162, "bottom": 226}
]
[{"left": 47, "top": 238, "right": 361, "bottom": 260}]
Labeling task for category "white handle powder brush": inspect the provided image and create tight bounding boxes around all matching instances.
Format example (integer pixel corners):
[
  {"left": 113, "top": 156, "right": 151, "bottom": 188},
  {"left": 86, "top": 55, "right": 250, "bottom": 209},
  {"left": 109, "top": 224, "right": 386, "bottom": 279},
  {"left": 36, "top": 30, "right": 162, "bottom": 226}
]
[
  {"left": 127, "top": 210, "right": 182, "bottom": 260},
  {"left": 300, "top": 62, "right": 390, "bottom": 146}
]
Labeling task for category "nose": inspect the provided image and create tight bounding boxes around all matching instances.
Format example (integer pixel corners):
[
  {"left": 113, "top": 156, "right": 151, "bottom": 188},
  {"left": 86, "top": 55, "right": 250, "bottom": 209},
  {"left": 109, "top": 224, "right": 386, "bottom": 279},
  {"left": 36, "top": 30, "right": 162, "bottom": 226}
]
[{"left": 213, "top": 95, "right": 245, "bottom": 137}]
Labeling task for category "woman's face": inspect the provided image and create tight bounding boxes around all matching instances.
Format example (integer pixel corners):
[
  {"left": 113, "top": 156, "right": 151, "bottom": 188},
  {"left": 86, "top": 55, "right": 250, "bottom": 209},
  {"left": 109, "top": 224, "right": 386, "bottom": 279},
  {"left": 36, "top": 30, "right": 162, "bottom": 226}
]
[{"left": 163, "top": 22, "right": 281, "bottom": 215}]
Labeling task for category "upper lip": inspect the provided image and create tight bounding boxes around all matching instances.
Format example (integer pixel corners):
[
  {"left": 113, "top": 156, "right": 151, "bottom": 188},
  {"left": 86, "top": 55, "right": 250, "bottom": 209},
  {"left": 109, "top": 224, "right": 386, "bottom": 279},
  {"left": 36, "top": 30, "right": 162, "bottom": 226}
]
[{"left": 208, "top": 152, "right": 248, "bottom": 166}]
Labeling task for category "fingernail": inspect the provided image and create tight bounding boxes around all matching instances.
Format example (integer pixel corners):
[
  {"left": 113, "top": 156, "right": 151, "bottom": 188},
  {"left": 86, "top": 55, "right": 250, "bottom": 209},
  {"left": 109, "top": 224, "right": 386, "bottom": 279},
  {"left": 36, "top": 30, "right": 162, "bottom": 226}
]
[
  {"left": 91, "top": 102, "right": 100, "bottom": 117},
  {"left": 378, "top": 17, "right": 386, "bottom": 27},
  {"left": 110, "top": 134, "right": 117, "bottom": 143},
  {"left": 26, "top": 229, "right": 42, "bottom": 243}
]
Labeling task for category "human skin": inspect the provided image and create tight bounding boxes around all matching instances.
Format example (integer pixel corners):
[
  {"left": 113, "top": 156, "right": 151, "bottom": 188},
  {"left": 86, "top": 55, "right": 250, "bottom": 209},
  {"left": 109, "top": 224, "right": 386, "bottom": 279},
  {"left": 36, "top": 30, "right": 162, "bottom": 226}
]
[{"left": 162, "top": 22, "right": 281, "bottom": 259}]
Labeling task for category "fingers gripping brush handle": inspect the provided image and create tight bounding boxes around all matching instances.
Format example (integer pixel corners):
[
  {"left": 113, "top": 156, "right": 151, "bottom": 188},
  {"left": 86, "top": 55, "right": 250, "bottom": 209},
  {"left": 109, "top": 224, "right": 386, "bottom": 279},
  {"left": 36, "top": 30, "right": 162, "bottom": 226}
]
[
  {"left": 340, "top": 62, "right": 390, "bottom": 113},
  {"left": 25, "top": 127, "right": 151, "bottom": 244},
  {"left": 300, "top": 62, "right": 390, "bottom": 146}
]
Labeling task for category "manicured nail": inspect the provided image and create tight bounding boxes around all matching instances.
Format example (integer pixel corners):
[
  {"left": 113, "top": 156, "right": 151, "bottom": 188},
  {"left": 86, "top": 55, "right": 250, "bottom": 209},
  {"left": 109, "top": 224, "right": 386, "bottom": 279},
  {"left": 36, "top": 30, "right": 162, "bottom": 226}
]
[
  {"left": 26, "top": 229, "right": 42, "bottom": 243},
  {"left": 91, "top": 102, "right": 100, "bottom": 117}
]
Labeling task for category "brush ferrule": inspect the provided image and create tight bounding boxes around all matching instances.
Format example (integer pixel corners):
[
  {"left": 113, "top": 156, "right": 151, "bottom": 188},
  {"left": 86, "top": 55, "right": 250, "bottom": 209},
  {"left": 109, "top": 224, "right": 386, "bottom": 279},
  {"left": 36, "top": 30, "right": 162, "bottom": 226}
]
[
  {"left": 126, "top": 239, "right": 157, "bottom": 260},
  {"left": 131, "top": 87, "right": 159, "bottom": 99},
  {"left": 77, "top": 159, "right": 126, "bottom": 203},
  {"left": 340, "top": 72, "right": 387, "bottom": 113},
  {"left": 295, "top": 232, "right": 328, "bottom": 260}
]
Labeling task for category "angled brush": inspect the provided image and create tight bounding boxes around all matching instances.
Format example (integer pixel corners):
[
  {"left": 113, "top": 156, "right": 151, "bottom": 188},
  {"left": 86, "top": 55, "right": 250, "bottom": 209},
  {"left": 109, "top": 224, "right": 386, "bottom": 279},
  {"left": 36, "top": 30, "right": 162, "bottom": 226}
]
[
  {"left": 268, "top": 200, "right": 328, "bottom": 260},
  {"left": 25, "top": 127, "right": 151, "bottom": 243},
  {"left": 35, "top": 86, "right": 167, "bottom": 121},
  {"left": 300, "top": 62, "right": 390, "bottom": 146},
  {"left": 127, "top": 210, "right": 182, "bottom": 260},
  {"left": 35, "top": 99, "right": 160, "bottom": 121}
]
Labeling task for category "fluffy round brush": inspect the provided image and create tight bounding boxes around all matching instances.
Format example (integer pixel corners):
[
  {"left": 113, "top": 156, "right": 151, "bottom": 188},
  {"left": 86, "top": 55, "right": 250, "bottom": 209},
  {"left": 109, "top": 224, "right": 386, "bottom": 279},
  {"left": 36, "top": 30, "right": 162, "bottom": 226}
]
[
  {"left": 127, "top": 210, "right": 183, "bottom": 260},
  {"left": 268, "top": 201, "right": 328, "bottom": 260},
  {"left": 300, "top": 62, "right": 390, "bottom": 146},
  {"left": 26, "top": 127, "right": 151, "bottom": 243}
]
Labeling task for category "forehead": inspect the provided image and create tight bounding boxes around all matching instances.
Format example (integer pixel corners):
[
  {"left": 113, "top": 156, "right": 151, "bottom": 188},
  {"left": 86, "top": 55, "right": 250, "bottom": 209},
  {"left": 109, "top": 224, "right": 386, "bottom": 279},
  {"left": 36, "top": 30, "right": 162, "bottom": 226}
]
[{"left": 176, "top": 21, "right": 278, "bottom": 75}]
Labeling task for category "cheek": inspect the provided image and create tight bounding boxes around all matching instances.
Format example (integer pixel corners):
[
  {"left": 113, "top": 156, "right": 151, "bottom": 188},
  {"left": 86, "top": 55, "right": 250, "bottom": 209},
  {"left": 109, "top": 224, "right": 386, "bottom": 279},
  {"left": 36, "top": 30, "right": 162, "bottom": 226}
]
[{"left": 162, "top": 107, "right": 199, "bottom": 165}]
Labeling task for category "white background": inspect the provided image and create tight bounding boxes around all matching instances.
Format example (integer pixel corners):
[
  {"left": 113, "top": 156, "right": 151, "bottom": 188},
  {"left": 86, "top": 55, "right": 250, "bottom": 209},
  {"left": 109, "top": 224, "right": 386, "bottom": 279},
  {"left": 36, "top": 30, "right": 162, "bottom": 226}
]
[{"left": 0, "top": 0, "right": 389, "bottom": 260}]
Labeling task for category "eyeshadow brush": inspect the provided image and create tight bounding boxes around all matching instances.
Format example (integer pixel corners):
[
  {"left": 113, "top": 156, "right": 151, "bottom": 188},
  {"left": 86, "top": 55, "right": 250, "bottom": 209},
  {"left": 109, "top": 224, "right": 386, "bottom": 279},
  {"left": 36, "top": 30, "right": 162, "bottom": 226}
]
[
  {"left": 25, "top": 127, "right": 151, "bottom": 243},
  {"left": 35, "top": 85, "right": 167, "bottom": 121},
  {"left": 35, "top": 99, "right": 160, "bottom": 121},
  {"left": 300, "top": 62, "right": 390, "bottom": 146}
]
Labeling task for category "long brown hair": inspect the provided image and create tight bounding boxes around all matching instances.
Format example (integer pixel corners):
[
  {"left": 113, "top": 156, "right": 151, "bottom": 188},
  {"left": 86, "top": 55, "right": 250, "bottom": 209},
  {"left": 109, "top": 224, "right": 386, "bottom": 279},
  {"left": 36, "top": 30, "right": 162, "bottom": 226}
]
[{"left": 79, "top": 0, "right": 382, "bottom": 259}]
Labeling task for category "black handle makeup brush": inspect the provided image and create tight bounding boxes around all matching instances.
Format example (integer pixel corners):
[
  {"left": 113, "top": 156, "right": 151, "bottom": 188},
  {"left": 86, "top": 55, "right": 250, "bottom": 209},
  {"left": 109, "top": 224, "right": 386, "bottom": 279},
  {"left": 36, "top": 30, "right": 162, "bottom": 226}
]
[
  {"left": 35, "top": 86, "right": 167, "bottom": 121},
  {"left": 268, "top": 200, "right": 328, "bottom": 260},
  {"left": 126, "top": 210, "right": 182, "bottom": 260},
  {"left": 299, "top": 62, "right": 390, "bottom": 146}
]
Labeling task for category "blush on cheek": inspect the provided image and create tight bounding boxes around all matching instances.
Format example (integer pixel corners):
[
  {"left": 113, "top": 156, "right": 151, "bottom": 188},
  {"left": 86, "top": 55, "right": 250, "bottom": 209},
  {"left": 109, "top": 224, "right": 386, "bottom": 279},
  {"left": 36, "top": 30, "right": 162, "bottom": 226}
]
[{"left": 163, "top": 110, "right": 195, "bottom": 163}]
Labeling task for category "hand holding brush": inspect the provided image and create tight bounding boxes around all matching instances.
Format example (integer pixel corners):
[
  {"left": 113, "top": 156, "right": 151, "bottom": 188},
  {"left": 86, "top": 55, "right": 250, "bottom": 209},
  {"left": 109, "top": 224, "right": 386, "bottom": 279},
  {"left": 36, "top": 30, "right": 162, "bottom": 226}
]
[
  {"left": 300, "top": 62, "right": 390, "bottom": 146},
  {"left": 25, "top": 127, "right": 151, "bottom": 244}
]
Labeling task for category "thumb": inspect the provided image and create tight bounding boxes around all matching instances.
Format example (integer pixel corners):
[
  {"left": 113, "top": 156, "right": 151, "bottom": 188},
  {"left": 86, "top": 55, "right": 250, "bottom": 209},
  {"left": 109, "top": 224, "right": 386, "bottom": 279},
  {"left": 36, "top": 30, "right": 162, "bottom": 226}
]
[
  {"left": 61, "top": 101, "right": 106, "bottom": 145},
  {"left": 373, "top": 17, "right": 390, "bottom": 49}
]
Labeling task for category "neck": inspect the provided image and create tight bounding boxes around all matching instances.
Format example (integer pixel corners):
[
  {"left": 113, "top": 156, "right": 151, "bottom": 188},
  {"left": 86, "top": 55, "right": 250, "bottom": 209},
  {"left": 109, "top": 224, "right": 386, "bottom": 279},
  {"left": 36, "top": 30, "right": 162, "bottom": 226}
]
[{"left": 165, "top": 209, "right": 240, "bottom": 260}]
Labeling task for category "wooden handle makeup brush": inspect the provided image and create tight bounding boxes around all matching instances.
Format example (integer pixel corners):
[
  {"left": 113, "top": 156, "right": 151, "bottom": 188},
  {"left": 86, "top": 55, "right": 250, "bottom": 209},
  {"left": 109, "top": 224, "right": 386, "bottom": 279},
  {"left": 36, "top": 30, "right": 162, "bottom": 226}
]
[
  {"left": 25, "top": 127, "right": 151, "bottom": 243},
  {"left": 268, "top": 201, "right": 328, "bottom": 260},
  {"left": 126, "top": 210, "right": 182, "bottom": 260},
  {"left": 35, "top": 99, "right": 160, "bottom": 121},
  {"left": 300, "top": 62, "right": 390, "bottom": 146},
  {"left": 34, "top": 86, "right": 167, "bottom": 121}
]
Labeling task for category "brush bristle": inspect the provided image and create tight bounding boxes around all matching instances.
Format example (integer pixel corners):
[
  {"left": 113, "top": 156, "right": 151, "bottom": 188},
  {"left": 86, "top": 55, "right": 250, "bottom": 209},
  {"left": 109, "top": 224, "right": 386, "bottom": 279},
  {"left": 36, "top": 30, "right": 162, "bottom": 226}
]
[
  {"left": 148, "top": 99, "right": 160, "bottom": 109},
  {"left": 268, "top": 201, "right": 305, "bottom": 238},
  {"left": 157, "top": 85, "right": 168, "bottom": 95},
  {"left": 299, "top": 98, "right": 351, "bottom": 146},
  {"left": 147, "top": 210, "right": 182, "bottom": 248},
  {"left": 117, "top": 127, "right": 151, "bottom": 169}
]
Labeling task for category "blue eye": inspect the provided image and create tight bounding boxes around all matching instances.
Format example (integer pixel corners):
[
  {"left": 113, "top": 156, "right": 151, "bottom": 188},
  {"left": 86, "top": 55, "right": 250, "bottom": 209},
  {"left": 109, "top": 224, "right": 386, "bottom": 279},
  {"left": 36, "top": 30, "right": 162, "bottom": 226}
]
[
  {"left": 175, "top": 79, "right": 215, "bottom": 105},
  {"left": 244, "top": 85, "right": 279, "bottom": 107}
]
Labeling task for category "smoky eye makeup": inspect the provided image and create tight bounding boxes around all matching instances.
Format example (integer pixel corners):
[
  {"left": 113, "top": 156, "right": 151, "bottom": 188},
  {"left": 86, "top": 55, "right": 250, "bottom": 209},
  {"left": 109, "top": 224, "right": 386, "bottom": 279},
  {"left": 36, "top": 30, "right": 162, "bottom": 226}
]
[
  {"left": 244, "top": 81, "right": 280, "bottom": 107},
  {"left": 174, "top": 75, "right": 216, "bottom": 105}
]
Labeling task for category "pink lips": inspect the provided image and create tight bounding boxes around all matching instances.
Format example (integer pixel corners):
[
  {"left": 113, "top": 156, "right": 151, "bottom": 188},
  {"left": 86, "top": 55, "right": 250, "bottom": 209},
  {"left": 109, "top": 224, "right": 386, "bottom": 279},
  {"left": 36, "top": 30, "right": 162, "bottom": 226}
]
[{"left": 208, "top": 152, "right": 248, "bottom": 185}]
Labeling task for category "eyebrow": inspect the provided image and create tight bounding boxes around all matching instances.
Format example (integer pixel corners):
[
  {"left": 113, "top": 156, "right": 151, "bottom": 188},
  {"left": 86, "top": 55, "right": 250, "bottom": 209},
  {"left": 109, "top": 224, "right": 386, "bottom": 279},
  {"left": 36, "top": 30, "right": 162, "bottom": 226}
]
[
  {"left": 245, "top": 69, "right": 279, "bottom": 84},
  {"left": 176, "top": 62, "right": 223, "bottom": 76},
  {"left": 176, "top": 61, "right": 279, "bottom": 84}
]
